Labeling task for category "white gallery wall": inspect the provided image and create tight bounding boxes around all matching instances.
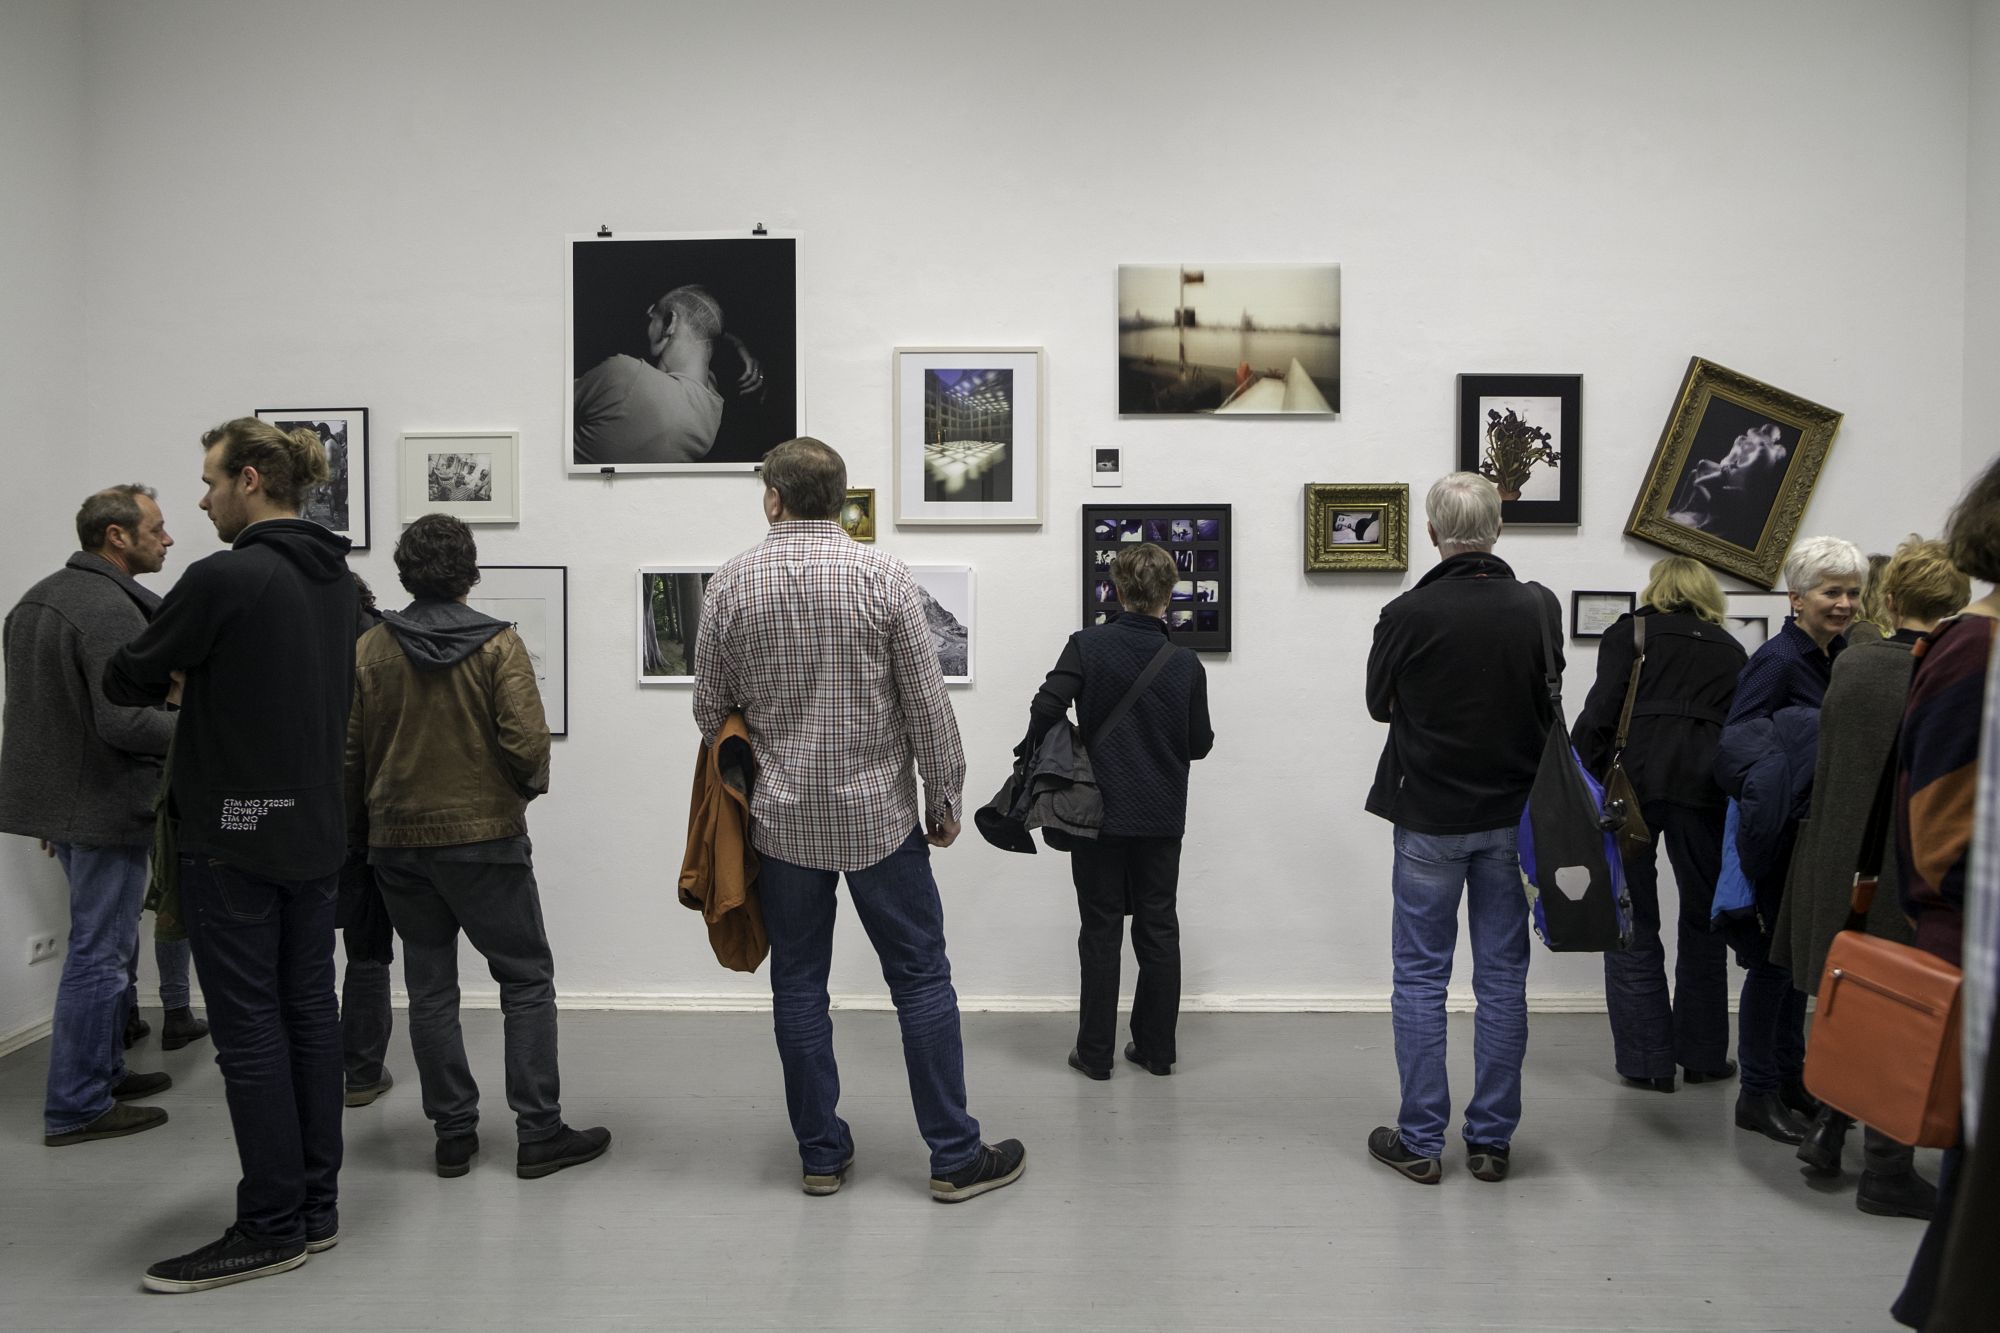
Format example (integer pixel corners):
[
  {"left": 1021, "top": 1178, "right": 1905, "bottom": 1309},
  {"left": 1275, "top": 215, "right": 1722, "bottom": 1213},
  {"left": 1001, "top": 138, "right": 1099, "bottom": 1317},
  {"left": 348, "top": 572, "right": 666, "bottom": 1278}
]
[{"left": 1, "top": 0, "right": 1993, "bottom": 1038}]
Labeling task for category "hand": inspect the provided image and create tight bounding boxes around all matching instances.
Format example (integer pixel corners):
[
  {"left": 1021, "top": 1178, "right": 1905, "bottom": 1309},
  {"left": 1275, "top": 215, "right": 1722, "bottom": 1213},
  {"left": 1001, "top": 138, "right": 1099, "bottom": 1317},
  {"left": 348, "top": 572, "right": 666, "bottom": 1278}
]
[
  {"left": 166, "top": 670, "right": 186, "bottom": 708},
  {"left": 725, "top": 333, "right": 765, "bottom": 397},
  {"left": 926, "top": 813, "right": 961, "bottom": 848},
  {"left": 39, "top": 840, "right": 55, "bottom": 858}
]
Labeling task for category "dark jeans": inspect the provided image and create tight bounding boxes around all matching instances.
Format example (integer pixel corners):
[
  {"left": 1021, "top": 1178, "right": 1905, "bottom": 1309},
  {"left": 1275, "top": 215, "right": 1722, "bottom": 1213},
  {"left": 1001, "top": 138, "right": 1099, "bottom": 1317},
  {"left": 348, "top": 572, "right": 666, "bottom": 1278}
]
[
  {"left": 179, "top": 855, "right": 342, "bottom": 1245},
  {"left": 341, "top": 954, "right": 393, "bottom": 1090},
  {"left": 1895, "top": 1142, "right": 1964, "bottom": 1328},
  {"left": 1604, "top": 803, "right": 1731, "bottom": 1078},
  {"left": 759, "top": 827, "right": 982, "bottom": 1177},
  {"left": 372, "top": 847, "right": 562, "bottom": 1144},
  {"left": 1732, "top": 928, "right": 1807, "bottom": 1096},
  {"left": 1069, "top": 835, "right": 1182, "bottom": 1069}
]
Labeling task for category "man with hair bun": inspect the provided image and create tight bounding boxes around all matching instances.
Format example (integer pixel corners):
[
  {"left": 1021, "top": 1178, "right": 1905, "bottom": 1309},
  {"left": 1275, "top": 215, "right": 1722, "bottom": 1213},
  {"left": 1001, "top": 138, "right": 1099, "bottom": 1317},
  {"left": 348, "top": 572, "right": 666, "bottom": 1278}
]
[{"left": 105, "top": 418, "right": 360, "bottom": 1293}]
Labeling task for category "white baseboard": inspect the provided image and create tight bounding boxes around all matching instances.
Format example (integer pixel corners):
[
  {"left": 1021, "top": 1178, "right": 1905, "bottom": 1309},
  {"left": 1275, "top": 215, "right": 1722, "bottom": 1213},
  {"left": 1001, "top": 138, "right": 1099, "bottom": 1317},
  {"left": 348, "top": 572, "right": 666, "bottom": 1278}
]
[
  {"left": 0, "top": 1016, "right": 54, "bottom": 1059},
  {"left": 412, "top": 991, "right": 1620, "bottom": 1015}
]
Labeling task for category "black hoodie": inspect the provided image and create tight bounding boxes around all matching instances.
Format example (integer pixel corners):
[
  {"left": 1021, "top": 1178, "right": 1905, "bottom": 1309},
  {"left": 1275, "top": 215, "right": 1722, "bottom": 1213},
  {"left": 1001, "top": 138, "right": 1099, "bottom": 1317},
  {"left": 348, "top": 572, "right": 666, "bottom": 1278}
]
[{"left": 105, "top": 518, "right": 359, "bottom": 880}]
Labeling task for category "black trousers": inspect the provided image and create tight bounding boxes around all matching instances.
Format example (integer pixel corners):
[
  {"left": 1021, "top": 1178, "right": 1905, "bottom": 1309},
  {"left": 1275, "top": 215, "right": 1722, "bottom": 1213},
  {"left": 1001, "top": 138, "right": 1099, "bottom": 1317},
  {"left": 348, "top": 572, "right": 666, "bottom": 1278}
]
[
  {"left": 1070, "top": 836, "right": 1182, "bottom": 1070},
  {"left": 1605, "top": 802, "right": 1732, "bottom": 1078}
]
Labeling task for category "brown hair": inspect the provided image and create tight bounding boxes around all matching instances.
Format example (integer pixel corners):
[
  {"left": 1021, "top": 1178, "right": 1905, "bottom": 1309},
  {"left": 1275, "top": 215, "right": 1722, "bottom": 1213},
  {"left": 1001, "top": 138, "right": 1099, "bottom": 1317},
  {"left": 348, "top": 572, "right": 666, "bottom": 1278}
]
[
  {"left": 75, "top": 483, "right": 156, "bottom": 551},
  {"left": 395, "top": 514, "right": 481, "bottom": 601},
  {"left": 1880, "top": 536, "right": 1971, "bottom": 625},
  {"left": 760, "top": 437, "right": 847, "bottom": 520},
  {"left": 1946, "top": 455, "right": 2000, "bottom": 583},
  {"left": 1854, "top": 553, "right": 1893, "bottom": 635},
  {"left": 1111, "top": 543, "right": 1177, "bottom": 614},
  {"left": 200, "top": 417, "right": 330, "bottom": 509}
]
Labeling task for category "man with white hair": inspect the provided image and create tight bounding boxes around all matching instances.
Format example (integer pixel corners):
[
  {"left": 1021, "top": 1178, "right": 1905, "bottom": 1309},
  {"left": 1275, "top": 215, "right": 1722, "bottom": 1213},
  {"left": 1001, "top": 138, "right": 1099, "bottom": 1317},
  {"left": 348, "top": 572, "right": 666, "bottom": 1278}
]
[
  {"left": 572, "top": 284, "right": 764, "bottom": 466},
  {"left": 1362, "top": 472, "right": 1562, "bottom": 1185}
]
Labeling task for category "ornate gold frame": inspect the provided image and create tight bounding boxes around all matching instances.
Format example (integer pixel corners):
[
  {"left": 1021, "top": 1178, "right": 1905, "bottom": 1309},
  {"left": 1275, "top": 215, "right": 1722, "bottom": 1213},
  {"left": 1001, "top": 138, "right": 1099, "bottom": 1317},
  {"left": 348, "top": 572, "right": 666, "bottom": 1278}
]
[
  {"left": 1304, "top": 483, "right": 1408, "bottom": 572},
  {"left": 1624, "top": 357, "right": 1842, "bottom": 588}
]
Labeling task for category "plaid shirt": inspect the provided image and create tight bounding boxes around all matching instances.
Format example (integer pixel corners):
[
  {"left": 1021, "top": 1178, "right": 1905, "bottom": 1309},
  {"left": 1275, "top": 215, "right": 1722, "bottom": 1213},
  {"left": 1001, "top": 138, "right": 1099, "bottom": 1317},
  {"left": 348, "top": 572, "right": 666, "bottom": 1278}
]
[{"left": 693, "top": 521, "right": 965, "bottom": 872}]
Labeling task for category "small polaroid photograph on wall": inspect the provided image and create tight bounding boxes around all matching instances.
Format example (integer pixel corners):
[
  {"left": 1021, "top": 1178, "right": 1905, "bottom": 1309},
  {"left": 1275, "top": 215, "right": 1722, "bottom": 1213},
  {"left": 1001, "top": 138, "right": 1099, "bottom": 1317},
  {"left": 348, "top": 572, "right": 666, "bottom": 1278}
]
[{"left": 1093, "top": 447, "right": 1122, "bottom": 487}]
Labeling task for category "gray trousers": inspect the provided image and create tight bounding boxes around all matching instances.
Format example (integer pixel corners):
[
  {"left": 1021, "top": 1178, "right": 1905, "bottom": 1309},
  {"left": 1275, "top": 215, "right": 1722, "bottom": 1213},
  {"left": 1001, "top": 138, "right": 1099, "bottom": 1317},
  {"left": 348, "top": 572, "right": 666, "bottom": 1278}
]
[{"left": 372, "top": 853, "right": 562, "bottom": 1144}]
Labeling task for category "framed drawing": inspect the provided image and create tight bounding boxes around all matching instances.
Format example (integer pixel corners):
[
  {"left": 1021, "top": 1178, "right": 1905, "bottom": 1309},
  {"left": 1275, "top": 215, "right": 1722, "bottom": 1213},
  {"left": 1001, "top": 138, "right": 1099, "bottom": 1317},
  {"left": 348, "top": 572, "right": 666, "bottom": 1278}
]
[
  {"left": 840, "top": 488, "right": 876, "bottom": 542},
  {"left": 636, "top": 567, "right": 715, "bottom": 685},
  {"left": 1570, "top": 590, "right": 1636, "bottom": 639},
  {"left": 1117, "top": 265, "right": 1339, "bottom": 415},
  {"left": 400, "top": 431, "right": 520, "bottom": 524},
  {"left": 907, "top": 565, "right": 975, "bottom": 685},
  {"left": 467, "top": 565, "right": 569, "bottom": 736},
  {"left": 1304, "top": 483, "right": 1408, "bottom": 572},
  {"left": 1081, "top": 504, "right": 1233, "bottom": 652},
  {"left": 1456, "top": 374, "right": 1580, "bottom": 526},
  {"left": 1625, "top": 357, "right": 1842, "bottom": 587},
  {"left": 256, "top": 408, "right": 369, "bottom": 549},
  {"left": 892, "top": 347, "right": 1045, "bottom": 526},
  {"left": 568, "top": 231, "right": 800, "bottom": 474}
]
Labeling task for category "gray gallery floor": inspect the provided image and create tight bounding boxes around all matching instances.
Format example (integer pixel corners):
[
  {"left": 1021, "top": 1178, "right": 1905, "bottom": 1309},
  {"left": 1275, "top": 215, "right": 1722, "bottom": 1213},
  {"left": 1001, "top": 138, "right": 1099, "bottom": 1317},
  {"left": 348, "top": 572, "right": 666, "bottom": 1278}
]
[{"left": 0, "top": 1010, "right": 1928, "bottom": 1332}]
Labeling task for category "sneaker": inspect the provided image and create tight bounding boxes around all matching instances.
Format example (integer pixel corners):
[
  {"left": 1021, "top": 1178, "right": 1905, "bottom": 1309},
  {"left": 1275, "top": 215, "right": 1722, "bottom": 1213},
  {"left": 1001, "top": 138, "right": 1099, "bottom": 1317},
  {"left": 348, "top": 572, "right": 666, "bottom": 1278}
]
[
  {"left": 802, "top": 1156, "right": 854, "bottom": 1196},
  {"left": 1367, "top": 1126, "right": 1441, "bottom": 1184},
  {"left": 930, "top": 1139, "right": 1027, "bottom": 1203},
  {"left": 305, "top": 1223, "right": 340, "bottom": 1254},
  {"left": 1067, "top": 1049, "right": 1110, "bottom": 1081},
  {"left": 161, "top": 1007, "right": 210, "bottom": 1052},
  {"left": 517, "top": 1125, "right": 611, "bottom": 1180},
  {"left": 45, "top": 1102, "right": 169, "bottom": 1146},
  {"left": 344, "top": 1072, "right": 395, "bottom": 1108},
  {"left": 113, "top": 1071, "right": 173, "bottom": 1102},
  {"left": 123, "top": 1012, "right": 151, "bottom": 1050},
  {"left": 142, "top": 1227, "right": 307, "bottom": 1294},
  {"left": 1466, "top": 1141, "right": 1512, "bottom": 1182},
  {"left": 436, "top": 1132, "right": 480, "bottom": 1178}
]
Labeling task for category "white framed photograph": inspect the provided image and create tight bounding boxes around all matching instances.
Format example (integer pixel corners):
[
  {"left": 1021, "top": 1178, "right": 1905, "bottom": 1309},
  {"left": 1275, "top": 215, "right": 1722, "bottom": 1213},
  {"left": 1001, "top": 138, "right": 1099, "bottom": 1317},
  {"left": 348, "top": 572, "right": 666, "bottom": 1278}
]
[
  {"left": 637, "top": 566, "right": 716, "bottom": 685},
  {"left": 893, "top": 347, "right": 1044, "bottom": 526},
  {"left": 467, "top": 565, "right": 568, "bottom": 736},
  {"left": 908, "top": 564, "right": 975, "bottom": 686},
  {"left": 256, "top": 408, "right": 369, "bottom": 549},
  {"left": 400, "top": 431, "right": 520, "bottom": 524},
  {"left": 568, "top": 231, "right": 801, "bottom": 474}
]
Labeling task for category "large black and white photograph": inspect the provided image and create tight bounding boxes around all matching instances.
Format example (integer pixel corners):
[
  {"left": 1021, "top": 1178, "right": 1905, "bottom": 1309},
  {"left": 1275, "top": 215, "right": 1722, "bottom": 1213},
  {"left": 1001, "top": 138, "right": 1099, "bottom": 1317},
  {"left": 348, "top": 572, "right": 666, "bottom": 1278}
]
[
  {"left": 908, "top": 565, "right": 975, "bottom": 685},
  {"left": 1455, "top": 374, "right": 1581, "bottom": 526},
  {"left": 1118, "top": 264, "right": 1339, "bottom": 415},
  {"left": 399, "top": 431, "right": 520, "bottom": 523},
  {"left": 636, "top": 567, "right": 715, "bottom": 685},
  {"left": 893, "top": 347, "right": 1044, "bottom": 526},
  {"left": 568, "top": 232, "right": 799, "bottom": 473},
  {"left": 1625, "top": 357, "right": 1842, "bottom": 587},
  {"left": 256, "top": 408, "right": 369, "bottom": 549},
  {"left": 467, "top": 565, "right": 568, "bottom": 735},
  {"left": 1082, "top": 504, "right": 1233, "bottom": 651}
]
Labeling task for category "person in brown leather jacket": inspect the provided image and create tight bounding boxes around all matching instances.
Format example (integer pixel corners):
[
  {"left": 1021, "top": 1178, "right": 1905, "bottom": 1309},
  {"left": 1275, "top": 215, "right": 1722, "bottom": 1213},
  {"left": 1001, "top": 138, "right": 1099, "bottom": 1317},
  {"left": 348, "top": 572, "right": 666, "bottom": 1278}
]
[{"left": 345, "top": 515, "right": 608, "bottom": 1183}]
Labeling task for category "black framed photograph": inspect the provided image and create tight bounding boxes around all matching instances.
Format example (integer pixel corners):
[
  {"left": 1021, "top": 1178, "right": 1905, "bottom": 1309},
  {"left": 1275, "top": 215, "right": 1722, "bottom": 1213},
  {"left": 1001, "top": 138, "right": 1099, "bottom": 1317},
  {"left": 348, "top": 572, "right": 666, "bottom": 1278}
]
[
  {"left": 1456, "top": 374, "right": 1580, "bottom": 526},
  {"left": 256, "top": 408, "right": 369, "bottom": 549},
  {"left": 1081, "top": 504, "right": 1232, "bottom": 652},
  {"left": 1625, "top": 357, "right": 1842, "bottom": 588},
  {"left": 1570, "top": 590, "right": 1635, "bottom": 639},
  {"left": 466, "top": 565, "right": 568, "bottom": 736},
  {"left": 1118, "top": 264, "right": 1339, "bottom": 415},
  {"left": 567, "top": 231, "right": 799, "bottom": 473}
]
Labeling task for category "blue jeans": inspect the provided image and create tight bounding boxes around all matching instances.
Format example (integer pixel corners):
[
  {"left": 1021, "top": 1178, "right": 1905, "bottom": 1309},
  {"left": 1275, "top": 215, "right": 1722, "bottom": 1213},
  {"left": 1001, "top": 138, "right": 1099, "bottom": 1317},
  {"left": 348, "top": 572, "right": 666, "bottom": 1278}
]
[
  {"left": 1389, "top": 825, "right": 1532, "bottom": 1158},
  {"left": 759, "top": 827, "right": 982, "bottom": 1177},
  {"left": 181, "top": 856, "right": 343, "bottom": 1245},
  {"left": 126, "top": 933, "right": 195, "bottom": 1018},
  {"left": 46, "top": 844, "right": 147, "bottom": 1135}
]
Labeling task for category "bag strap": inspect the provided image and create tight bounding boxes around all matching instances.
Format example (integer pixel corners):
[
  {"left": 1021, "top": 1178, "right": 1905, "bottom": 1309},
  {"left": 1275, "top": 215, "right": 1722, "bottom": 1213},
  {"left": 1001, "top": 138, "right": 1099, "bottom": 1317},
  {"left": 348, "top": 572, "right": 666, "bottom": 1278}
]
[
  {"left": 1529, "top": 582, "right": 1562, "bottom": 707},
  {"left": 1612, "top": 614, "right": 1647, "bottom": 756},
  {"left": 1846, "top": 739, "right": 1901, "bottom": 927},
  {"left": 1088, "top": 640, "right": 1179, "bottom": 749}
]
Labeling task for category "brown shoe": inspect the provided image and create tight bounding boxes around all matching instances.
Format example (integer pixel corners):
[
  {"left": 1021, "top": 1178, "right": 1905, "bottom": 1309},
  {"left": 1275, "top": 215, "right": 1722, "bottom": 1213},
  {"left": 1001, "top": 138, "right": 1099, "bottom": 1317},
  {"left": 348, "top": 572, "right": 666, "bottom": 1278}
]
[{"left": 45, "top": 1102, "right": 169, "bottom": 1146}]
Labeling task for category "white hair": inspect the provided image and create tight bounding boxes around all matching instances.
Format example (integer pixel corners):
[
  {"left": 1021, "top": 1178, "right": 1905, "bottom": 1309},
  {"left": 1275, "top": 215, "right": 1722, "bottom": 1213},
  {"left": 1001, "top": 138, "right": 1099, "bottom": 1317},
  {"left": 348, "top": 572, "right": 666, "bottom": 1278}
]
[
  {"left": 1782, "top": 534, "right": 1867, "bottom": 594},
  {"left": 1426, "top": 471, "right": 1502, "bottom": 552}
]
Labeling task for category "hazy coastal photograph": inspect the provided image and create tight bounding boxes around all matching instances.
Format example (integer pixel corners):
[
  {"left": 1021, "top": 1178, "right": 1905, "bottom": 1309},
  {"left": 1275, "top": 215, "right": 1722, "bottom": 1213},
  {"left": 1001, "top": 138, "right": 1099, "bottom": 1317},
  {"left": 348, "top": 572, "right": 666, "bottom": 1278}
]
[{"left": 1118, "top": 264, "right": 1340, "bottom": 415}]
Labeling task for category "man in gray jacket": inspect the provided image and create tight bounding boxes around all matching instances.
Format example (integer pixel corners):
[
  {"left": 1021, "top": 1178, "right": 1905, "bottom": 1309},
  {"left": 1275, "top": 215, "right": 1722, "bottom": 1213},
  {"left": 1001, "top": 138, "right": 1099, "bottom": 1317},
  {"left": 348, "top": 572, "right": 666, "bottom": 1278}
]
[{"left": 0, "top": 485, "right": 178, "bottom": 1144}]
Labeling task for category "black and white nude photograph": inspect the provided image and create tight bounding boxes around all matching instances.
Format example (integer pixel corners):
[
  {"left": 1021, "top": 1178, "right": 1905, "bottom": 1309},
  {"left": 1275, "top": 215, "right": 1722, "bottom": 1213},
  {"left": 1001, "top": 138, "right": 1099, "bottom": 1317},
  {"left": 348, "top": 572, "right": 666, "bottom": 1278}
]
[
  {"left": 1330, "top": 509, "right": 1382, "bottom": 544},
  {"left": 569, "top": 233, "right": 798, "bottom": 473},
  {"left": 1665, "top": 401, "right": 1800, "bottom": 551}
]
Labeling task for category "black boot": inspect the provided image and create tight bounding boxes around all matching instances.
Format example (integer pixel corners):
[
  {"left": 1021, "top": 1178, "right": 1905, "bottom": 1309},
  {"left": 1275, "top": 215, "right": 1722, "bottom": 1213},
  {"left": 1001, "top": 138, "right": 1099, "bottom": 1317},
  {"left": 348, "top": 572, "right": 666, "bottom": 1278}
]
[
  {"left": 1779, "top": 1077, "right": 1822, "bottom": 1121},
  {"left": 161, "top": 1007, "right": 209, "bottom": 1051},
  {"left": 1735, "top": 1091, "right": 1809, "bottom": 1145},
  {"left": 1857, "top": 1128, "right": 1935, "bottom": 1219},
  {"left": 1796, "top": 1107, "right": 1850, "bottom": 1176}
]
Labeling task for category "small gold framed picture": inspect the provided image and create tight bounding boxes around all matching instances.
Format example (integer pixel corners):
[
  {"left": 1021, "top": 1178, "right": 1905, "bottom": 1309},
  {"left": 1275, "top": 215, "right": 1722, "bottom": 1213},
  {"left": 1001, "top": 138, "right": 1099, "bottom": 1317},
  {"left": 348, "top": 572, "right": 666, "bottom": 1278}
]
[
  {"left": 840, "top": 488, "right": 877, "bottom": 542},
  {"left": 1304, "top": 483, "right": 1408, "bottom": 572}
]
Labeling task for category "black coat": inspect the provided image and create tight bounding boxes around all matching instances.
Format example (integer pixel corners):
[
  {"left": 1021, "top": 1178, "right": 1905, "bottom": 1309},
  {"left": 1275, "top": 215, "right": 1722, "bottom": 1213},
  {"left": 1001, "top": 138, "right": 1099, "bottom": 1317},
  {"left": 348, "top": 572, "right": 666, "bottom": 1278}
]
[
  {"left": 1571, "top": 608, "right": 1747, "bottom": 811},
  {"left": 1365, "top": 552, "right": 1562, "bottom": 835}
]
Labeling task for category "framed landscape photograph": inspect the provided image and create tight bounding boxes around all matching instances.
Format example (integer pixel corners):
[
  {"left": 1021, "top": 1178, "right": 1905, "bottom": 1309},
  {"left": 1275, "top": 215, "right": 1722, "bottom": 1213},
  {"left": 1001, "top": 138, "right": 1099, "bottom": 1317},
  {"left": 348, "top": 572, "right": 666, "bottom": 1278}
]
[
  {"left": 467, "top": 565, "right": 569, "bottom": 736},
  {"left": 257, "top": 408, "right": 369, "bottom": 549},
  {"left": 893, "top": 347, "right": 1044, "bottom": 526},
  {"left": 1456, "top": 374, "right": 1580, "bottom": 526},
  {"left": 1117, "top": 264, "right": 1339, "bottom": 415},
  {"left": 1304, "top": 483, "right": 1408, "bottom": 572},
  {"left": 1570, "top": 590, "right": 1636, "bottom": 640},
  {"left": 1081, "top": 504, "right": 1232, "bottom": 652},
  {"left": 840, "top": 488, "right": 876, "bottom": 542},
  {"left": 568, "top": 231, "right": 800, "bottom": 474},
  {"left": 907, "top": 565, "right": 975, "bottom": 685},
  {"left": 399, "top": 431, "right": 520, "bottom": 524},
  {"left": 1625, "top": 357, "right": 1842, "bottom": 587},
  {"left": 636, "top": 567, "right": 715, "bottom": 685}
]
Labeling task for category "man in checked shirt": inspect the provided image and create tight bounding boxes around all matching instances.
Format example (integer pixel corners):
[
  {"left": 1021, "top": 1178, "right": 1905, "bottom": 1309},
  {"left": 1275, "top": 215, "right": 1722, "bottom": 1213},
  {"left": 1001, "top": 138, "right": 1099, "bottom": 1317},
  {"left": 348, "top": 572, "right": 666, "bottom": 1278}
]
[{"left": 693, "top": 437, "right": 1026, "bottom": 1203}]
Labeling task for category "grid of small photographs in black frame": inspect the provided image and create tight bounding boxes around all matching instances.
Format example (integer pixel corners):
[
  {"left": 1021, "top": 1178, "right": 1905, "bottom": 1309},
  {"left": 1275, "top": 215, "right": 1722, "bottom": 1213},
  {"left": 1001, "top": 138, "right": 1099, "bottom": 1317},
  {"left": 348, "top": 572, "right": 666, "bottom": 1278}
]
[{"left": 1082, "top": 504, "right": 1232, "bottom": 652}]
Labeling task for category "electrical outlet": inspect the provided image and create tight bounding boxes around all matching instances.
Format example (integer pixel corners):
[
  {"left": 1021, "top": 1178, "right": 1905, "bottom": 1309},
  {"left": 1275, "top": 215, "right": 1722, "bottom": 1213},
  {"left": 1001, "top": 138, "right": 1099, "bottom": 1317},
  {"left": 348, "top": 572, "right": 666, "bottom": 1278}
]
[{"left": 27, "top": 933, "right": 60, "bottom": 966}]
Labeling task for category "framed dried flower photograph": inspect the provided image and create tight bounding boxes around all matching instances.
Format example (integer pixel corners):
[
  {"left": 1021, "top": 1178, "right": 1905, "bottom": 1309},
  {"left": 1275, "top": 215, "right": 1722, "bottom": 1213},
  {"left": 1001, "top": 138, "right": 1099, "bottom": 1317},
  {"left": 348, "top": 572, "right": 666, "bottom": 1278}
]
[{"left": 1456, "top": 374, "right": 1581, "bottom": 526}]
